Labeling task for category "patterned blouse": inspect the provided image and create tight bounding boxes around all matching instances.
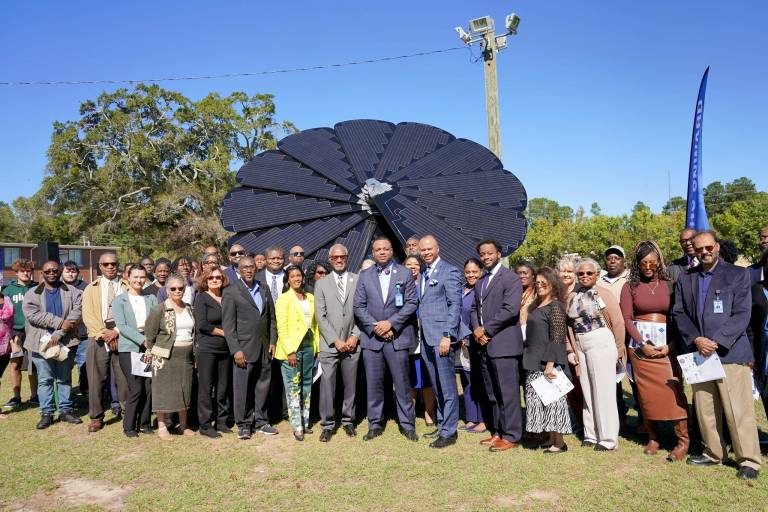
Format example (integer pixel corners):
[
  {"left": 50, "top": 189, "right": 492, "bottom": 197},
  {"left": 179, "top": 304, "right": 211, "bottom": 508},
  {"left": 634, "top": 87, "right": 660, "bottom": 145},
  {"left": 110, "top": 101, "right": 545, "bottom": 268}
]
[{"left": 567, "top": 287, "right": 609, "bottom": 334}]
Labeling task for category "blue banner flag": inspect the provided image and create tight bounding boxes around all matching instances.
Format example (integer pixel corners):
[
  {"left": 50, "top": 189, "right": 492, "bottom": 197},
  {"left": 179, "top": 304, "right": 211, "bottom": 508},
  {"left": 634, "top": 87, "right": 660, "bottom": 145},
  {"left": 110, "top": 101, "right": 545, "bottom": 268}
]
[{"left": 685, "top": 67, "right": 710, "bottom": 231}]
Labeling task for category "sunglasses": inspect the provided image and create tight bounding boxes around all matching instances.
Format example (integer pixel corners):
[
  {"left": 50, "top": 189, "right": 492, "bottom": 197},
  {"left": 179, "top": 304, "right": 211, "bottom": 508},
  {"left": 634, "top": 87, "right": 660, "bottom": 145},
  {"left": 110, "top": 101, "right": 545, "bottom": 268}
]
[
  {"left": 101, "top": 262, "right": 118, "bottom": 267},
  {"left": 207, "top": 275, "right": 223, "bottom": 281},
  {"left": 639, "top": 261, "right": 659, "bottom": 268},
  {"left": 694, "top": 245, "right": 715, "bottom": 254},
  {"left": 679, "top": 239, "right": 691, "bottom": 245},
  {"left": 315, "top": 270, "right": 328, "bottom": 275},
  {"left": 168, "top": 287, "right": 185, "bottom": 292},
  {"left": 329, "top": 255, "right": 348, "bottom": 260},
  {"left": 42, "top": 269, "right": 60, "bottom": 274},
  {"left": 577, "top": 271, "right": 596, "bottom": 277},
  {"left": 229, "top": 250, "right": 245, "bottom": 256},
  {"left": 534, "top": 281, "right": 550, "bottom": 288},
  {"left": 291, "top": 252, "right": 305, "bottom": 257}
]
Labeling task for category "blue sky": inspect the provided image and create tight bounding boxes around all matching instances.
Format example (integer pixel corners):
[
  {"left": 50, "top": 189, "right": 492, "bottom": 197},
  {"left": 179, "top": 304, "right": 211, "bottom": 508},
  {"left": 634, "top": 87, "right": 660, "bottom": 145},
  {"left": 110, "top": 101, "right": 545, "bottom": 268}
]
[{"left": 1, "top": 1, "right": 766, "bottom": 215}]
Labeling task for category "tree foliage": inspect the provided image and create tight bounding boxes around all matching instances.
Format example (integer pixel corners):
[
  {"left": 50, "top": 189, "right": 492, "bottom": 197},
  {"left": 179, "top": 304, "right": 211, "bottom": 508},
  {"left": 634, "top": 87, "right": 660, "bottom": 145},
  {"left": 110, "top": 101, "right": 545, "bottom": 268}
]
[{"left": 12, "top": 85, "right": 297, "bottom": 258}]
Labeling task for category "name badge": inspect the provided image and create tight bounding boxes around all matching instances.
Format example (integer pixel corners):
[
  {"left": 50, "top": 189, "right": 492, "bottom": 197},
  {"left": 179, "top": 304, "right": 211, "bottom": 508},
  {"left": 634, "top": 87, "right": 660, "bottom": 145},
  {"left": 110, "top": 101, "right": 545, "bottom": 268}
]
[
  {"left": 394, "top": 284, "right": 404, "bottom": 307},
  {"left": 596, "top": 297, "right": 606, "bottom": 309},
  {"left": 713, "top": 300, "right": 724, "bottom": 314}
]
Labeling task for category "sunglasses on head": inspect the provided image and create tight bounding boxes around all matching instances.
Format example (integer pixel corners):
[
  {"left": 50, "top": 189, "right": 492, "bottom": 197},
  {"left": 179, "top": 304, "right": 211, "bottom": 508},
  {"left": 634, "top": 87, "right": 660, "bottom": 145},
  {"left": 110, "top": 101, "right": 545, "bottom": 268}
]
[
  {"left": 229, "top": 251, "right": 245, "bottom": 256},
  {"left": 577, "top": 271, "right": 596, "bottom": 277},
  {"left": 168, "top": 287, "right": 184, "bottom": 292}
]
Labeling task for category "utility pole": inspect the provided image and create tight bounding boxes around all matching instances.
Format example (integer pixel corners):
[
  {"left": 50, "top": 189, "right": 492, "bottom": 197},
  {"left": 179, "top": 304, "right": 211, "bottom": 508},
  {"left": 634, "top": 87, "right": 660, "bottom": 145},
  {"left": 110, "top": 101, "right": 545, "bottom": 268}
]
[{"left": 456, "top": 14, "right": 520, "bottom": 160}]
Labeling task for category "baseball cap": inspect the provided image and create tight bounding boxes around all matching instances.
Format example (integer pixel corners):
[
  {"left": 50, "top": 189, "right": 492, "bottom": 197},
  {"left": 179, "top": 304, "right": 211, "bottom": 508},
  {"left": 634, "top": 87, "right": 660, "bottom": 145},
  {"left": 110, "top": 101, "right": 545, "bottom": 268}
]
[{"left": 605, "top": 245, "right": 625, "bottom": 258}]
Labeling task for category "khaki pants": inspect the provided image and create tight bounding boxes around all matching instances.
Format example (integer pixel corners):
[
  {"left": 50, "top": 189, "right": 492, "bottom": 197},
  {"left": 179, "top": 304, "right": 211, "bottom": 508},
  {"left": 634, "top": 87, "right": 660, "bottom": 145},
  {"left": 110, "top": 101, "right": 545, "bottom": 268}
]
[
  {"left": 576, "top": 327, "right": 620, "bottom": 449},
  {"left": 693, "top": 363, "right": 762, "bottom": 470}
]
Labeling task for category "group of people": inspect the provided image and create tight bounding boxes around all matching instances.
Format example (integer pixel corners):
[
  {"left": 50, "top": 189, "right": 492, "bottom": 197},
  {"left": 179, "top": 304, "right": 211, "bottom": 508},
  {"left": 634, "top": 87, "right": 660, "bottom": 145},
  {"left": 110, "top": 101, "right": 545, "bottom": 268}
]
[{"left": 1, "top": 225, "right": 767, "bottom": 480}]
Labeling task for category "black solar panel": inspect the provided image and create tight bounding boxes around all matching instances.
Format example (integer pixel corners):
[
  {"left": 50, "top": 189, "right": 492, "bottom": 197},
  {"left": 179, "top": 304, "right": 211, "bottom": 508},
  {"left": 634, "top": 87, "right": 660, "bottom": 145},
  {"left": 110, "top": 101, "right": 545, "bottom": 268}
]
[{"left": 222, "top": 120, "right": 528, "bottom": 269}]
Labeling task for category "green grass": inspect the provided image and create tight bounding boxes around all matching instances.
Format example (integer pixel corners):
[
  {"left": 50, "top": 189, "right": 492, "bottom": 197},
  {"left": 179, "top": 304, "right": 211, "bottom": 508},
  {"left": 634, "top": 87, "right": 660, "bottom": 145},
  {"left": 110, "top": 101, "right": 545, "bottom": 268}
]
[{"left": 0, "top": 374, "right": 766, "bottom": 511}]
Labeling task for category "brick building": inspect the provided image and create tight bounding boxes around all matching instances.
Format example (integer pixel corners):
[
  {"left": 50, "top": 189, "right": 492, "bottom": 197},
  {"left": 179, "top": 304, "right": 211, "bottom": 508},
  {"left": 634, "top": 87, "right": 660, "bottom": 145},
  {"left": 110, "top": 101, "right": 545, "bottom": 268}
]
[{"left": 0, "top": 242, "right": 120, "bottom": 287}]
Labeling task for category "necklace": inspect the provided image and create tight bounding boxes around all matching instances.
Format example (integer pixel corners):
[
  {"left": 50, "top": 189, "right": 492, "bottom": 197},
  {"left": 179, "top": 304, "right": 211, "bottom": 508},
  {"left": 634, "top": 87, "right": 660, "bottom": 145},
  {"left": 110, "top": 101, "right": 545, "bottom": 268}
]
[{"left": 642, "top": 280, "right": 660, "bottom": 295}]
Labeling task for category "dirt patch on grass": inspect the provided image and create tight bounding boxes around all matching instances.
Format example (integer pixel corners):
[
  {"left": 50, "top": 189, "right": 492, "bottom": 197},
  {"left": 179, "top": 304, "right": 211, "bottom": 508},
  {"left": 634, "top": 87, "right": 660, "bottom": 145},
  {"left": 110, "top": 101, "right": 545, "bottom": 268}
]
[
  {"left": 491, "top": 489, "right": 560, "bottom": 509},
  {"left": 9, "top": 477, "right": 130, "bottom": 511}
]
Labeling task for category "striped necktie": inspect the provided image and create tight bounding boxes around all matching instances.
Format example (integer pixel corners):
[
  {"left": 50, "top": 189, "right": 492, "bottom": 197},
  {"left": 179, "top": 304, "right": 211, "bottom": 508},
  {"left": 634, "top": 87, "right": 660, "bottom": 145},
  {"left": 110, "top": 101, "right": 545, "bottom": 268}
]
[
  {"left": 271, "top": 274, "right": 279, "bottom": 302},
  {"left": 337, "top": 273, "right": 345, "bottom": 302}
]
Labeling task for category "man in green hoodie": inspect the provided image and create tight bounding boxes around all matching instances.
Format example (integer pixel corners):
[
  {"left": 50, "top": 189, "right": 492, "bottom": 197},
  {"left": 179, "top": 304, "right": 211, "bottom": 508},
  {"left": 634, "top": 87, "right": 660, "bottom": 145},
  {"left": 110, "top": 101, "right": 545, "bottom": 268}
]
[{"left": 1, "top": 258, "right": 39, "bottom": 409}]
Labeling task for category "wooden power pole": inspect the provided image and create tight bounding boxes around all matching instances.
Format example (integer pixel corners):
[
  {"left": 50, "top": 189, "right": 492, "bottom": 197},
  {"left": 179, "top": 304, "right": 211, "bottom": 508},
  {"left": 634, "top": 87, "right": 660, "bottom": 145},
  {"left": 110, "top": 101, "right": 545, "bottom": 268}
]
[{"left": 481, "top": 31, "right": 501, "bottom": 159}]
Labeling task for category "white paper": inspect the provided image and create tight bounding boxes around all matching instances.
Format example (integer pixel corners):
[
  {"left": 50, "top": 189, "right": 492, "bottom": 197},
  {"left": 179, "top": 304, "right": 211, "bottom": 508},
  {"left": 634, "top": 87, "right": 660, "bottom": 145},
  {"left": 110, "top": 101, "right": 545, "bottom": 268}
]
[
  {"left": 312, "top": 360, "right": 323, "bottom": 383},
  {"left": 457, "top": 344, "right": 471, "bottom": 372},
  {"left": 130, "top": 352, "right": 152, "bottom": 377},
  {"left": 531, "top": 368, "right": 574, "bottom": 406},
  {"left": 616, "top": 361, "right": 626, "bottom": 384},
  {"left": 676, "top": 352, "right": 726, "bottom": 385},
  {"left": 632, "top": 321, "right": 667, "bottom": 348}
]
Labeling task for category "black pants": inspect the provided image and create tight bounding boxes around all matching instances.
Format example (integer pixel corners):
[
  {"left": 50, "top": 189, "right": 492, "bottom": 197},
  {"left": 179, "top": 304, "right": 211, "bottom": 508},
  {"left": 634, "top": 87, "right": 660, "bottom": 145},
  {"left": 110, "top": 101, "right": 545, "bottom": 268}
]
[
  {"left": 480, "top": 352, "right": 522, "bottom": 443},
  {"left": 117, "top": 352, "right": 152, "bottom": 432},
  {"left": 197, "top": 352, "right": 231, "bottom": 429},
  {"left": 87, "top": 339, "right": 128, "bottom": 419},
  {"left": 232, "top": 348, "right": 272, "bottom": 430}
]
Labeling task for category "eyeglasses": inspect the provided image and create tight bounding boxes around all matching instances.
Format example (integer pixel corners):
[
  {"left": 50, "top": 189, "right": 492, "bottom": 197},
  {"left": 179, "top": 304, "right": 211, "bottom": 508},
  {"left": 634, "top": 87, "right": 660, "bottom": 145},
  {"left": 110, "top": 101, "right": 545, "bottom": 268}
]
[
  {"left": 291, "top": 252, "right": 305, "bottom": 257},
  {"left": 168, "top": 287, "right": 185, "bottom": 292},
  {"left": 42, "top": 269, "right": 60, "bottom": 274},
  {"left": 639, "top": 261, "right": 659, "bottom": 268},
  {"left": 577, "top": 271, "right": 596, "bottom": 277},
  {"left": 229, "top": 251, "right": 245, "bottom": 257},
  {"left": 203, "top": 261, "right": 218, "bottom": 266},
  {"left": 101, "top": 262, "right": 118, "bottom": 267},
  {"left": 207, "top": 276, "right": 222, "bottom": 281},
  {"left": 329, "top": 255, "right": 348, "bottom": 260},
  {"left": 679, "top": 238, "right": 691, "bottom": 245},
  {"left": 694, "top": 245, "right": 715, "bottom": 254},
  {"left": 315, "top": 270, "right": 328, "bottom": 276},
  {"left": 534, "top": 281, "right": 550, "bottom": 288}
]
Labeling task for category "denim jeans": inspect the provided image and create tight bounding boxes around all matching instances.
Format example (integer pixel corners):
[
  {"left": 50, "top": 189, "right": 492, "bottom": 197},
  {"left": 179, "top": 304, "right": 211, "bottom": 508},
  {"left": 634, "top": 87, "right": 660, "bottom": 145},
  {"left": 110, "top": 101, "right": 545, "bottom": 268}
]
[
  {"left": 280, "top": 334, "right": 314, "bottom": 433},
  {"left": 31, "top": 348, "right": 76, "bottom": 415},
  {"left": 74, "top": 340, "right": 88, "bottom": 393}
]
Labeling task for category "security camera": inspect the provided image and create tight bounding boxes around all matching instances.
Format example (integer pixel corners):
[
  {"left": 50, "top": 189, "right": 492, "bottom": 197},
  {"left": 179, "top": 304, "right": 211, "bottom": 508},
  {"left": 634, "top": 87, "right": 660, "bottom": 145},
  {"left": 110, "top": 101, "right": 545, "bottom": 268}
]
[
  {"left": 505, "top": 13, "right": 520, "bottom": 35},
  {"left": 455, "top": 26, "right": 472, "bottom": 44}
]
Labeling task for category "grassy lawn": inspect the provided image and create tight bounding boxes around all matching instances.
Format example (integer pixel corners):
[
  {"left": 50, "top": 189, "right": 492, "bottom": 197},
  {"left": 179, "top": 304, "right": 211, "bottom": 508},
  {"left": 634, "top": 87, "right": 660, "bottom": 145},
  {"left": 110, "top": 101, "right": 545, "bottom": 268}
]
[{"left": 0, "top": 373, "right": 766, "bottom": 511}]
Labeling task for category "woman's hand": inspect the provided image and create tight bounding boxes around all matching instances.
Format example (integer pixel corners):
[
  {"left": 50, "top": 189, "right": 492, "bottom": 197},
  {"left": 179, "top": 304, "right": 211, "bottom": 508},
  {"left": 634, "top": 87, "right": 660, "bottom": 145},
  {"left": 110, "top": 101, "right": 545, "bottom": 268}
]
[
  {"left": 544, "top": 362, "right": 557, "bottom": 381},
  {"left": 640, "top": 344, "right": 658, "bottom": 358},
  {"left": 288, "top": 353, "right": 298, "bottom": 368},
  {"left": 567, "top": 353, "right": 578, "bottom": 366}
]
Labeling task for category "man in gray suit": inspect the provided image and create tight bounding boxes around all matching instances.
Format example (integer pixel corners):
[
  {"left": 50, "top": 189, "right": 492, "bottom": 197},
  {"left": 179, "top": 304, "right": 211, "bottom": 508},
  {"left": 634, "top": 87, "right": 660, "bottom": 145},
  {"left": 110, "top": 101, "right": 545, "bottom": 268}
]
[
  {"left": 353, "top": 235, "right": 419, "bottom": 442},
  {"left": 314, "top": 244, "right": 361, "bottom": 442},
  {"left": 417, "top": 235, "right": 462, "bottom": 448},
  {"left": 222, "top": 256, "right": 278, "bottom": 440}
]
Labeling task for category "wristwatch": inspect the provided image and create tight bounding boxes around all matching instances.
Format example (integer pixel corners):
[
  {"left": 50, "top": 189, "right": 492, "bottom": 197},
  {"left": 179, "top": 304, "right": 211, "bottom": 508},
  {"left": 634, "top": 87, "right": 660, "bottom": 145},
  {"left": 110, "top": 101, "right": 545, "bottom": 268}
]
[{"left": 442, "top": 331, "right": 450, "bottom": 338}]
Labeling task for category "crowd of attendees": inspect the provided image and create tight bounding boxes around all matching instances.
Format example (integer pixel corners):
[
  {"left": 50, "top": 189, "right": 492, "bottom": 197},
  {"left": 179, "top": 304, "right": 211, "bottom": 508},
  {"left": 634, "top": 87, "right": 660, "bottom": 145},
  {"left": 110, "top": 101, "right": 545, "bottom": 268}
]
[{"left": 1, "top": 225, "right": 767, "bottom": 480}]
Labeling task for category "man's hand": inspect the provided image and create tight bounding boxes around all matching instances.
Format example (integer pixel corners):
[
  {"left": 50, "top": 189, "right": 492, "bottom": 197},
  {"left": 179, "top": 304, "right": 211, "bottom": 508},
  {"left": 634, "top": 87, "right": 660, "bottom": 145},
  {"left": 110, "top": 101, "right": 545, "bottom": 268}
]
[
  {"left": 694, "top": 336, "right": 718, "bottom": 357},
  {"left": 438, "top": 336, "right": 451, "bottom": 357},
  {"left": 60, "top": 319, "right": 77, "bottom": 333},
  {"left": 287, "top": 353, "right": 298, "bottom": 368},
  {"left": 48, "top": 334, "right": 61, "bottom": 350},
  {"left": 268, "top": 344, "right": 275, "bottom": 360},
  {"left": 374, "top": 320, "right": 392, "bottom": 337},
  {"left": 101, "top": 329, "right": 118, "bottom": 343},
  {"left": 334, "top": 340, "right": 347, "bottom": 353},
  {"left": 234, "top": 351, "right": 247, "bottom": 368},
  {"left": 346, "top": 335, "right": 359, "bottom": 352},
  {"left": 473, "top": 326, "right": 486, "bottom": 340},
  {"left": 108, "top": 338, "right": 119, "bottom": 352}
]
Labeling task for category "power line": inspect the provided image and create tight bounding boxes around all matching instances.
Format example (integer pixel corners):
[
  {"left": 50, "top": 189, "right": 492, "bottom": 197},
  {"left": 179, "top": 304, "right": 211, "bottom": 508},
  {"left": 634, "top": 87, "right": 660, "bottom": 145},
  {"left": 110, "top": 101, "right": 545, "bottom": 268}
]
[{"left": 0, "top": 47, "right": 465, "bottom": 87}]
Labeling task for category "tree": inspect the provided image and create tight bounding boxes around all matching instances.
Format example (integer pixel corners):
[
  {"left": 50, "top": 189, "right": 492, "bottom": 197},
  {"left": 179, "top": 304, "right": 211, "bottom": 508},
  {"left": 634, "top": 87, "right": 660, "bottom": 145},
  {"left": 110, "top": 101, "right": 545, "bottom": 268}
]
[
  {"left": 526, "top": 198, "right": 573, "bottom": 226},
  {"left": 0, "top": 202, "right": 20, "bottom": 241},
  {"left": 590, "top": 202, "right": 602, "bottom": 216},
  {"left": 711, "top": 192, "right": 768, "bottom": 262},
  {"left": 662, "top": 196, "right": 686, "bottom": 215},
  {"left": 33, "top": 84, "right": 296, "bottom": 258}
]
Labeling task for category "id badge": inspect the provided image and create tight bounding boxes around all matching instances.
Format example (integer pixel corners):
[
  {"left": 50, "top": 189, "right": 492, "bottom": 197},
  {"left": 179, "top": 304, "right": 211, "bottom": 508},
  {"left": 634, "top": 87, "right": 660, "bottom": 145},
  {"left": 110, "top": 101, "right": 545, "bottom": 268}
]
[
  {"left": 394, "top": 285, "right": 404, "bottom": 307},
  {"left": 713, "top": 300, "right": 724, "bottom": 314},
  {"left": 596, "top": 297, "right": 606, "bottom": 309}
]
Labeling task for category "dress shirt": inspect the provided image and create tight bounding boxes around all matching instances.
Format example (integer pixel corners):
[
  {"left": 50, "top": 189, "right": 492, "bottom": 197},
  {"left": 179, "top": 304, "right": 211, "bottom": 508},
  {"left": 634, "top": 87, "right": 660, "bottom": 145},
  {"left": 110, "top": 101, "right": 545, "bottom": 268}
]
[
  {"left": 333, "top": 270, "right": 349, "bottom": 299},
  {"left": 421, "top": 257, "right": 440, "bottom": 296},
  {"left": 377, "top": 261, "right": 394, "bottom": 303},
  {"left": 243, "top": 278, "right": 264, "bottom": 313},
  {"left": 265, "top": 269, "right": 284, "bottom": 300},
  {"left": 100, "top": 276, "right": 123, "bottom": 320}
]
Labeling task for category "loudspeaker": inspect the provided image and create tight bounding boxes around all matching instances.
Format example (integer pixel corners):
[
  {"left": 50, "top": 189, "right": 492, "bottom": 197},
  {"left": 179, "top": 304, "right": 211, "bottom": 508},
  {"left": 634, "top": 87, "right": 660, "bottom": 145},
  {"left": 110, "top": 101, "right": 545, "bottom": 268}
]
[{"left": 37, "top": 242, "right": 60, "bottom": 266}]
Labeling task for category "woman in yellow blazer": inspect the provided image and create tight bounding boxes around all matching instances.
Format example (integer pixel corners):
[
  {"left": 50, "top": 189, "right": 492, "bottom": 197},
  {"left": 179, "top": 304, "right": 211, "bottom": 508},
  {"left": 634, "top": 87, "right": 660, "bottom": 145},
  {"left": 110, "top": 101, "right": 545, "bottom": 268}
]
[{"left": 275, "top": 265, "right": 320, "bottom": 441}]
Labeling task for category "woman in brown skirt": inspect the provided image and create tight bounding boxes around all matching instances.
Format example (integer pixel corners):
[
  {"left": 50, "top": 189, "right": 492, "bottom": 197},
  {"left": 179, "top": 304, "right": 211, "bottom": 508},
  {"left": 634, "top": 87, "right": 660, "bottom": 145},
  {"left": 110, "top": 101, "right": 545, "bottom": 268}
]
[
  {"left": 619, "top": 241, "right": 689, "bottom": 461},
  {"left": 145, "top": 275, "right": 196, "bottom": 440}
]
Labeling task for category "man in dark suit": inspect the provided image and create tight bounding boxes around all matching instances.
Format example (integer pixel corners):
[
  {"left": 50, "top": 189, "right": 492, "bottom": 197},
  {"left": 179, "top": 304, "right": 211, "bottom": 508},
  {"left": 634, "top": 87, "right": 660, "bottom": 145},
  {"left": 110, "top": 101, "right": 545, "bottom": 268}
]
[
  {"left": 672, "top": 230, "right": 761, "bottom": 480},
  {"left": 747, "top": 225, "right": 767, "bottom": 285},
  {"left": 668, "top": 228, "right": 699, "bottom": 282},
  {"left": 353, "top": 235, "right": 419, "bottom": 442},
  {"left": 315, "top": 243, "right": 362, "bottom": 442},
  {"left": 417, "top": 235, "right": 463, "bottom": 448},
  {"left": 222, "top": 256, "right": 278, "bottom": 440},
  {"left": 470, "top": 239, "right": 523, "bottom": 452}
]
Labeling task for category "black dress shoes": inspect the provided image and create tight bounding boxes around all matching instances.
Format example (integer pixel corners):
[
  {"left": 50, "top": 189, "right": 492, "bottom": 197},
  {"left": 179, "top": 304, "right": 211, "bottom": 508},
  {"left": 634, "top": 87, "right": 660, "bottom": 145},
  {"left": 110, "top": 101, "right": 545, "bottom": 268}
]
[
  {"left": 429, "top": 434, "right": 457, "bottom": 449},
  {"left": 423, "top": 429, "right": 440, "bottom": 439},
  {"left": 399, "top": 427, "right": 419, "bottom": 442},
  {"left": 200, "top": 427, "right": 222, "bottom": 439},
  {"left": 124, "top": 430, "right": 139, "bottom": 438},
  {"left": 343, "top": 424, "right": 357, "bottom": 437},
  {"left": 736, "top": 466, "right": 759, "bottom": 480},
  {"left": 36, "top": 414, "right": 54, "bottom": 430},
  {"left": 687, "top": 455, "right": 720, "bottom": 466},
  {"left": 319, "top": 429, "right": 333, "bottom": 442},
  {"left": 216, "top": 425, "right": 233, "bottom": 434},
  {"left": 59, "top": 412, "right": 83, "bottom": 424},
  {"left": 140, "top": 426, "right": 154, "bottom": 435},
  {"left": 363, "top": 428, "right": 383, "bottom": 441}
]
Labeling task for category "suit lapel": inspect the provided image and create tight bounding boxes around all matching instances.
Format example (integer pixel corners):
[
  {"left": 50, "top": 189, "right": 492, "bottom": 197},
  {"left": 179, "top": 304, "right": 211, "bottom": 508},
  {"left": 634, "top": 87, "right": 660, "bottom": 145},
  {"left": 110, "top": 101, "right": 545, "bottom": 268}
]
[
  {"left": 482, "top": 267, "right": 502, "bottom": 300},
  {"left": 386, "top": 266, "right": 400, "bottom": 306},
  {"left": 238, "top": 280, "right": 260, "bottom": 313},
  {"left": 343, "top": 274, "right": 355, "bottom": 305}
]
